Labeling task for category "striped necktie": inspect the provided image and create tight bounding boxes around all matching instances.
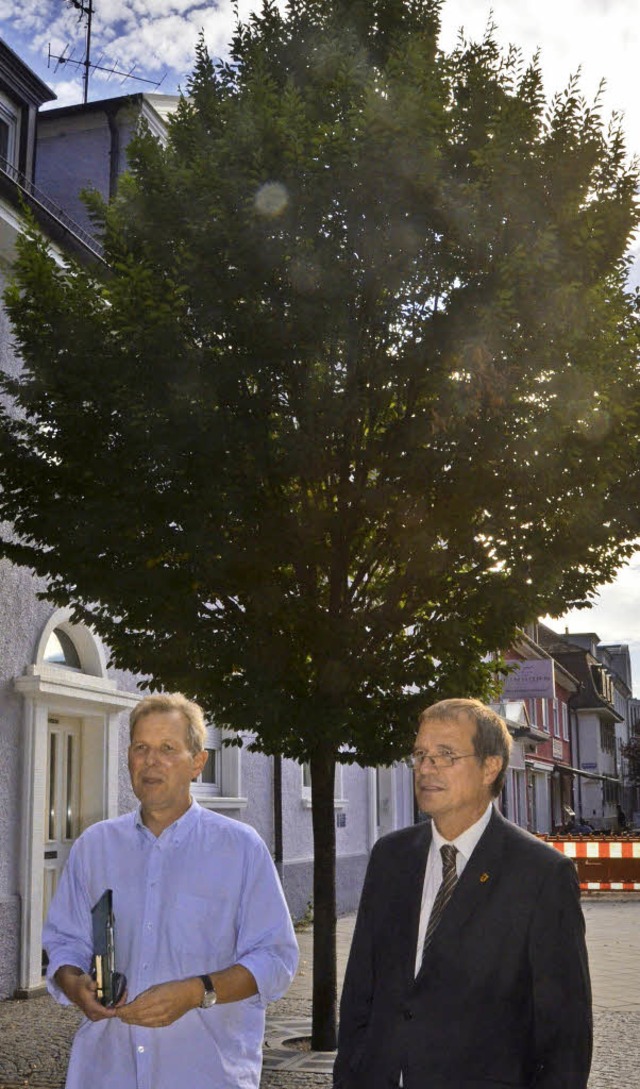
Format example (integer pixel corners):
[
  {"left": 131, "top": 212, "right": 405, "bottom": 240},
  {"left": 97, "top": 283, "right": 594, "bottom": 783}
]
[{"left": 422, "top": 844, "right": 458, "bottom": 960}]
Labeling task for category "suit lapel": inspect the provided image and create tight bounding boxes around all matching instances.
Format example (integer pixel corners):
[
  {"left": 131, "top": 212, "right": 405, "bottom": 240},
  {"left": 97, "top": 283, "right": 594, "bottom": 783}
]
[
  {"left": 413, "top": 808, "right": 507, "bottom": 983},
  {"left": 401, "top": 821, "right": 432, "bottom": 989}
]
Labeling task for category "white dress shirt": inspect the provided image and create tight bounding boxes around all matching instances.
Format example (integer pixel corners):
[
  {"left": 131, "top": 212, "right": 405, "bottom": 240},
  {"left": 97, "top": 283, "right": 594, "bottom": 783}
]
[{"left": 413, "top": 802, "right": 494, "bottom": 976}]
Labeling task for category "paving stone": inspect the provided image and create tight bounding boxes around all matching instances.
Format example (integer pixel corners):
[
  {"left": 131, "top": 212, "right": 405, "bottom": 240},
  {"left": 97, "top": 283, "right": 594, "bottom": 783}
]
[{"left": 0, "top": 902, "right": 638, "bottom": 1087}]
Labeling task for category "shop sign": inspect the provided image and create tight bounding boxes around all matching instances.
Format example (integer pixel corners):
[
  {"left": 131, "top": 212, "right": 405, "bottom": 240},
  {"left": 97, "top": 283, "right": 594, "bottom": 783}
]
[{"left": 502, "top": 659, "right": 555, "bottom": 699}]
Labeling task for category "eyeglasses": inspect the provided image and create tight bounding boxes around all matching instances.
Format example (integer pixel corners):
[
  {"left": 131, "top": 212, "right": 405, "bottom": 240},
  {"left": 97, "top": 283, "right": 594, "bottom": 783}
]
[{"left": 408, "top": 751, "right": 477, "bottom": 770}]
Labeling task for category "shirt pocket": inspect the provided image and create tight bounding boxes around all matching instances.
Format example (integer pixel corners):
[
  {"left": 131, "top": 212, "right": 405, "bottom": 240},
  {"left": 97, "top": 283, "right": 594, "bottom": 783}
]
[{"left": 166, "top": 889, "right": 237, "bottom": 974}]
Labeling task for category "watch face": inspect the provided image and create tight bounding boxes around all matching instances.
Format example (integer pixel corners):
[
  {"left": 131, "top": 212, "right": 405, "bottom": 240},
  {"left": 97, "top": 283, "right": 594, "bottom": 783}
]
[{"left": 199, "top": 975, "right": 217, "bottom": 1008}]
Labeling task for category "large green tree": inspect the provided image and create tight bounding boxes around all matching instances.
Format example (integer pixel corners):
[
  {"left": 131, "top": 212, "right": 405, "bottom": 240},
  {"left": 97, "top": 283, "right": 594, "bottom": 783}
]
[{"left": 2, "top": 0, "right": 640, "bottom": 1047}]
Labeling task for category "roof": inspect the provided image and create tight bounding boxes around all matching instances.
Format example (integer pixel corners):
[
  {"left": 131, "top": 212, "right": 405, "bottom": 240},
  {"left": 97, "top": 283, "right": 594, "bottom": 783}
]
[
  {"left": 40, "top": 92, "right": 181, "bottom": 125},
  {"left": 537, "top": 624, "right": 624, "bottom": 721},
  {"left": 0, "top": 39, "right": 56, "bottom": 108}
]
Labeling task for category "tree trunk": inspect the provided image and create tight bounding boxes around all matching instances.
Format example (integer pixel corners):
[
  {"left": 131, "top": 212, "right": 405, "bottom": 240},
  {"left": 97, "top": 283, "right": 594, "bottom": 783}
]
[{"left": 310, "top": 746, "right": 338, "bottom": 1051}]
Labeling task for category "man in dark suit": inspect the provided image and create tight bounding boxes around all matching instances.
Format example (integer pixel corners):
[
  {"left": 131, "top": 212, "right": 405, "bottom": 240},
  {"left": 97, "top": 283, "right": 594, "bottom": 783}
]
[{"left": 334, "top": 698, "right": 592, "bottom": 1089}]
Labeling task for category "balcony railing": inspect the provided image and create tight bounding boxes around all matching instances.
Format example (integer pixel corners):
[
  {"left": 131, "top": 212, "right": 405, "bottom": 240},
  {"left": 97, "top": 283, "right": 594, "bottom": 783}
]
[{"left": 0, "top": 156, "right": 104, "bottom": 259}]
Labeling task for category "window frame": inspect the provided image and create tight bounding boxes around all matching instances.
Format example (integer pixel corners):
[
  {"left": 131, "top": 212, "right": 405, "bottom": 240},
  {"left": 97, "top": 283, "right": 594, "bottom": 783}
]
[
  {"left": 0, "top": 91, "right": 20, "bottom": 170},
  {"left": 540, "top": 699, "right": 549, "bottom": 732},
  {"left": 561, "top": 701, "right": 569, "bottom": 742},
  {"left": 191, "top": 723, "right": 221, "bottom": 798}
]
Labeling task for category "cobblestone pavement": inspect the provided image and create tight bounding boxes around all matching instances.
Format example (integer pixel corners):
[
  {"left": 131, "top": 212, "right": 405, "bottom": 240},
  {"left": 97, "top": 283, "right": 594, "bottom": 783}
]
[{"left": 0, "top": 898, "right": 638, "bottom": 1088}]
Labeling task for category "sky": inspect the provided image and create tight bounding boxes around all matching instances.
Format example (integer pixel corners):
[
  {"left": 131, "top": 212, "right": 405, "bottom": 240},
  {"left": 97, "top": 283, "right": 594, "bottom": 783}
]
[{"left": 3, "top": 0, "right": 640, "bottom": 687}]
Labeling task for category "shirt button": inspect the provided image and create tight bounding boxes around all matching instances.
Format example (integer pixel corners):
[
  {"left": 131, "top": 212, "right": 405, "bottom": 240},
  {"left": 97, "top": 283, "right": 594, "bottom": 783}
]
[
  {"left": 146, "top": 922, "right": 153, "bottom": 930},
  {"left": 137, "top": 1045, "right": 145, "bottom": 1053}
]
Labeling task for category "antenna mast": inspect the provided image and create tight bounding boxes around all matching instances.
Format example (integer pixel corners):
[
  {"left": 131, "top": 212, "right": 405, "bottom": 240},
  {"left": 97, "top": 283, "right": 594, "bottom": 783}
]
[
  {"left": 69, "top": 0, "right": 94, "bottom": 105},
  {"left": 48, "top": 1, "right": 166, "bottom": 104}
]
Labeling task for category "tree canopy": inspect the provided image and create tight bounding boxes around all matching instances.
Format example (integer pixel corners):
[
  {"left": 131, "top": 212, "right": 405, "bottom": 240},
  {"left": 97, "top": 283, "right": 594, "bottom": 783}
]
[{"left": 2, "top": 0, "right": 640, "bottom": 1046}]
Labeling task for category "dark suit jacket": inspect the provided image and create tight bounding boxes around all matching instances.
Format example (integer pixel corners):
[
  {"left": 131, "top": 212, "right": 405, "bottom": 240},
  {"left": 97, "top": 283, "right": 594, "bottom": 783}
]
[{"left": 334, "top": 809, "right": 592, "bottom": 1089}]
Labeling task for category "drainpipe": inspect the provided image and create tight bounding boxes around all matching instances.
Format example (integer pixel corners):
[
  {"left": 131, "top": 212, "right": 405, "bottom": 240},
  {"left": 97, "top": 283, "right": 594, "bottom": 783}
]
[
  {"left": 273, "top": 755, "right": 283, "bottom": 883},
  {"left": 106, "top": 109, "right": 120, "bottom": 200},
  {"left": 568, "top": 694, "right": 583, "bottom": 818}
]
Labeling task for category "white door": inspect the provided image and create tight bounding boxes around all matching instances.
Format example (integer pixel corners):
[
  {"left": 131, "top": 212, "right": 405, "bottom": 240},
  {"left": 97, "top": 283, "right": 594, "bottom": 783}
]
[{"left": 43, "top": 716, "right": 81, "bottom": 924}]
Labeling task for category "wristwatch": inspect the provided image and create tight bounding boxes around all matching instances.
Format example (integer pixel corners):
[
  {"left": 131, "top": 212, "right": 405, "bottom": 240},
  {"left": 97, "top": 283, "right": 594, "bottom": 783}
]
[{"left": 199, "top": 974, "right": 217, "bottom": 1008}]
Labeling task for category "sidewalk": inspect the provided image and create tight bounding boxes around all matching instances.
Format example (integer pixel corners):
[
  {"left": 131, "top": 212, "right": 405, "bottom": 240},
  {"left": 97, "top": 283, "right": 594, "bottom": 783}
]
[
  {"left": 261, "top": 899, "right": 640, "bottom": 1089},
  {"left": 0, "top": 900, "right": 638, "bottom": 1088}
]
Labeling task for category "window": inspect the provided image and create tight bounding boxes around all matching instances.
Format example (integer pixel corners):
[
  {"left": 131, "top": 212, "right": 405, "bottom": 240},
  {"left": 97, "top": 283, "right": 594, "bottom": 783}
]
[
  {"left": 541, "top": 700, "right": 549, "bottom": 732},
  {"left": 604, "top": 778, "right": 618, "bottom": 806},
  {"left": 561, "top": 702, "right": 569, "bottom": 741},
  {"left": 552, "top": 699, "right": 560, "bottom": 738},
  {"left": 375, "top": 767, "right": 383, "bottom": 829},
  {"left": 193, "top": 723, "right": 220, "bottom": 796},
  {"left": 599, "top": 722, "right": 615, "bottom": 755},
  {"left": 0, "top": 92, "right": 19, "bottom": 170},
  {"left": 300, "top": 760, "right": 344, "bottom": 807},
  {"left": 0, "top": 119, "right": 9, "bottom": 162},
  {"left": 43, "top": 628, "right": 82, "bottom": 670},
  {"left": 302, "top": 761, "right": 312, "bottom": 800}
]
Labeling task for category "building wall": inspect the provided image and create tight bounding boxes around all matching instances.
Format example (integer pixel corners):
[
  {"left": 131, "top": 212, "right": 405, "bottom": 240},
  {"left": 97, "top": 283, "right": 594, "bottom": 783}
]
[
  {"left": 0, "top": 268, "right": 64, "bottom": 993},
  {"left": 577, "top": 712, "right": 600, "bottom": 768},
  {"left": 0, "top": 560, "right": 51, "bottom": 996},
  {"left": 36, "top": 112, "right": 113, "bottom": 236},
  {"left": 239, "top": 745, "right": 275, "bottom": 847},
  {"left": 574, "top": 711, "right": 616, "bottom": 829},
  {"left": 277, "top": 757, "right": 374, "bottom": 920},
  {"left": 35, "top": 97, "right": 178, "bottom": 242}
]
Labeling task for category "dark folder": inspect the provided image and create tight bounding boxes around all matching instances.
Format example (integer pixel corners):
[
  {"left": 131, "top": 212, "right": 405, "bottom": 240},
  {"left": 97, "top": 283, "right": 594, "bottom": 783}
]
[{"left": 91, "top": 889, "right": 126, "bottom": 1007}]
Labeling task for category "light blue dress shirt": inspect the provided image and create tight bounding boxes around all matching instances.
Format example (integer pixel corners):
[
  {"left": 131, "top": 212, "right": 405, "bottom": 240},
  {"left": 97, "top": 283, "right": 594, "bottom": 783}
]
[{"left": 43, "top": 800, "right": 299, "bottom": 1089}]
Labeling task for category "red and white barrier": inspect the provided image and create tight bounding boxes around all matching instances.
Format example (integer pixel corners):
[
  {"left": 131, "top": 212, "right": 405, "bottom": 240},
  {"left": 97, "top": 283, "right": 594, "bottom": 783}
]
[{"left": 546, "top": 838, "right": 640, "bottom": 891}]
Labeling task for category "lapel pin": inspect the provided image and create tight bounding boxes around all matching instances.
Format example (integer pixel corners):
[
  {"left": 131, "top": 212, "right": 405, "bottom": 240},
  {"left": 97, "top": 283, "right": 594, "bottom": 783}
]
[{"left": 480, "top": 872, "right": 490, "bottom": 883}]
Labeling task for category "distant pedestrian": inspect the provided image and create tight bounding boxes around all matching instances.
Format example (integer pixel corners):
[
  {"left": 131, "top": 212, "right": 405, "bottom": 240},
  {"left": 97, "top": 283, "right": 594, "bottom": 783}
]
[{"left": 617, "top": 804, "right": 627, "bottom": 831}]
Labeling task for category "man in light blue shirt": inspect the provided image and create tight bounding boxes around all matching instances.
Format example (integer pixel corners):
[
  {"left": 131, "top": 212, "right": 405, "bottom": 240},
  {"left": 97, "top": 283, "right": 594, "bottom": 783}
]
[{"left": 44, "top": 692, "right": 299, "bottom": 1089}]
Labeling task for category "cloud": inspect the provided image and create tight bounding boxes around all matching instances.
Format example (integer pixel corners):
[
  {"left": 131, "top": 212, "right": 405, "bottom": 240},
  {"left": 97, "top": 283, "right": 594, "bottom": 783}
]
[
  {"left": 439, "top": 0, "right": 640, "bottom": 125},
  {"left": 545, "top": 552, "right": 640, "bottom": 695},
  {"left": 44, "top": 77, "right": 87, "bottom": 110},
  {"left": 4, "top": 1, "right": 270, "bottom": 100},
  {"left": 3, "top": 0, "right": 638, "bottom": 140}
]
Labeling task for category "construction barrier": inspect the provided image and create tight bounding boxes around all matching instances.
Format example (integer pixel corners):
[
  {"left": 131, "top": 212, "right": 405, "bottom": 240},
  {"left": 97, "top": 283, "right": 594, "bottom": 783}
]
[{"left": 540, "top": 836, "right": 640, "bottom": 891}]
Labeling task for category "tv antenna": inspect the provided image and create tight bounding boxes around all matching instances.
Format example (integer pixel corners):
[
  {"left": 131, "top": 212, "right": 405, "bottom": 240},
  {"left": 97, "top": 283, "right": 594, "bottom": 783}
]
[{"left": 48, "top": 0, "right": 166, "bottom": 105}]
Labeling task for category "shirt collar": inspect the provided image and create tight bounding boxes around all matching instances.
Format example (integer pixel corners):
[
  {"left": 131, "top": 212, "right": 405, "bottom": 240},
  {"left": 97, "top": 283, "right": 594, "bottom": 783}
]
[
  {"left": 432, "top": 802, "right": 494, "bottom": 863},
  {"left": 134, "top": 795, "right": 201, "bottom": 844}
]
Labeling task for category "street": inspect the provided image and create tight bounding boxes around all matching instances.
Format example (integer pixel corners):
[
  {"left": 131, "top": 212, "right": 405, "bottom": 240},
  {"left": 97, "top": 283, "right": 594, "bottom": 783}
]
[{"left": 0, "top": 897, "right": 638, "bottom": 1088}]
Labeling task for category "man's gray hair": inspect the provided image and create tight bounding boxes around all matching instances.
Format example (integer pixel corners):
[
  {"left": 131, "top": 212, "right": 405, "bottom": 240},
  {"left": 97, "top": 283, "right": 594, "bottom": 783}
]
[{"left": 130, "top": 692, "right": 207, "bottom": 755}]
